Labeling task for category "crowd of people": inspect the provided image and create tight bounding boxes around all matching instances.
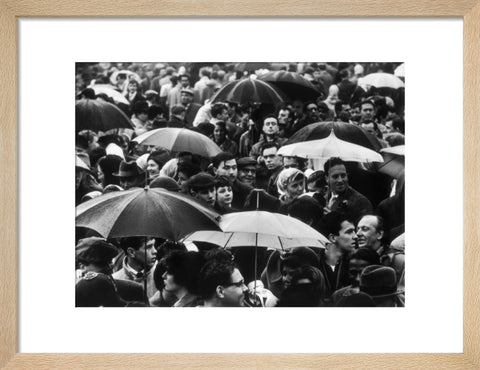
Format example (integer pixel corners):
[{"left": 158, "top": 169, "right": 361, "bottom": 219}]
[{"left": 75, "top": 62, "right": 405, "bottom": 307}]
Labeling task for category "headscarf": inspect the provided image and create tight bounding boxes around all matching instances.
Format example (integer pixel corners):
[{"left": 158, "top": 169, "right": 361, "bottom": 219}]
[{"left": 276, "top": 168, "right": 305, "bottom": 197}]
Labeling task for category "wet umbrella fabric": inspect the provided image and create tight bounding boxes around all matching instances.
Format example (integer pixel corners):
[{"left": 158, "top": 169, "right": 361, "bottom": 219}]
[
  {"left": 88, "top": 84, "right": 130, "bottom": 105},
  {"left": 76, "top": 98, "right": 134, "bottom": 133},
  {"left": 210, "top": 78, "right": 287, "bottom": 106},
  {"left": 286, "top": 121, "right": 382, "bottom": 151},
  {"left": 377, "top": 145, "right": 405, "bottom": 178},
  {"left": 278, "top": 130, "right": 384, "bottom": 163},
  {"left": 76, "top": 187, "right": 221, "bottom": 240},
  {"left": 258, "top": 71, "right": 322, "bottom": 101},
  {"left": 133, "top": 128, "right": 222, "bottom": 158}
]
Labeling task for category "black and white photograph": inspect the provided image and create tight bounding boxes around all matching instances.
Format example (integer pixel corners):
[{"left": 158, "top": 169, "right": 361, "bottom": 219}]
[{"left": 74, "top": 61, "right": 405, "bottom": 308}]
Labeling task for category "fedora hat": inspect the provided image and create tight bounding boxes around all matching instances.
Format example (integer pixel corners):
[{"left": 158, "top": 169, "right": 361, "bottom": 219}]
[
  {"left": 359, "top": 265, "right": 403, "bottom": 298},
  {"left": 112, "top": 160, "right": 144, "bottom": 178}
]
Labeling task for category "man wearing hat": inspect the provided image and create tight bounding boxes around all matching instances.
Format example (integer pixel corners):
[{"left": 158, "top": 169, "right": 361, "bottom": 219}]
[
  {"left": 76, "top": 237, "right": 144, "bottom": 303},
  {"left": 76, "top": 272, "right": 128, "bottom": 307},
  {"left": 180, "top": 87, "right": 201, "bottom": 128},
  {"left": 359, "top": 265, "right": 404, "bottom": 307},
  {"left": 237, "top": 157, "right": 257, "bottom": 187},
  {"left": 187, "top": 172, "right": 216, "bottom": 208},
  {"left": 113, "top": 160, "right": 146, "bottom": 189},
  {"left": 168, "top": 104, "right": 187, "bottom": 128}
]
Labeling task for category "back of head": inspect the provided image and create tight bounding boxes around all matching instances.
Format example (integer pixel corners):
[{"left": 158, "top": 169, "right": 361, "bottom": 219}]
[
  {"left": 76, "top": 272, "right": 126, "bottom": 307},
  {"left": 164, "top": 250, "right": 205, "bottom": 294},
  {"left": 211, "top": 152, "right": 235, "bottom": 169},
  {"left": 281, "top": 247, "right": 320, "bottom": 270},
  {"left": 198, "top": 259, "right": 235, "bottom": 300},
  {"left": 288, "top": 196, "right": 322, "bottom": 225},
  {"left": 349, "top": 247, "right": 380, "bottom": 265},
  {"left": 359, "top": 265, "right": 398, "bottom": 298},
  {"left": 149, "top": 176, "right": 181, "bottom": 191}
]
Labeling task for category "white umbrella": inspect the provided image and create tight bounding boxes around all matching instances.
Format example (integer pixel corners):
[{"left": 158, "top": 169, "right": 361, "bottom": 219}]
[
  {"left": 358, "top": 72, "right": 405, "bottom": 89},
  {"left": 377, "top": 145, "right": 405, "bottom": 178},
  {"left": 133, "top": 128, "right": 222, "bottom": 158},
  {"left": 277, "top": 130, "right": 384, "bottom": 163},
  {"left": 394, "top": 63, "right": 405, "bottom": 78},
  {"left": 88, "top": 84, "right": 130, "bottom": 105}
]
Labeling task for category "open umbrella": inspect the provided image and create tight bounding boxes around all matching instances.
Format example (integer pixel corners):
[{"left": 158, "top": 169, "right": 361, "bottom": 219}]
[
  {"left": 76, "top": 187, "right": 221, "bottom": 240},
  {"left": 76, "top": 98, "right": 134, "bottom": 133},
  {"left": 358, "top": 72, "right": 405, "bottom": 89},
  {"left": 133, "top": 128, "right": 222, "bottom": 158},
  {"left": 278, "top": 130, "right": 384, "bottom": 163},
  {"left": 109, "top": 70, "right": 141, "bottom": 85},
  {"left": 394, "top": 63, "right": 405, "bottom": 78},
  {"left": 258, "top": 71, "right": 322, "bottom": 101},
  {"left": 210, "top": 77, "right": 287, "bottom": 106},
  {"left": 88, "top": 84, "right": 130, "bottom": 105},
  {"left": 286, "top": 121, "right": 382, "bottom": 151},
  {"left": 376, "top": 145, "right": 405, "bottom": 178}
]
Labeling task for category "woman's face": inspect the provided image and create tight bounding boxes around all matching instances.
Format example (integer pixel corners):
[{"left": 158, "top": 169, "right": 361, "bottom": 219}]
[
  {"left": 216, "top": 185, "right": 233, "bottom": 208},
  {"left": 177, "top": 171, "right": 189, "bottom": 188},
  {"left": 286, "top": 179, "right": 305, "bottom": 200},
  {"left": 213, "top": 125, "right": 226, "bottom": 143},
  {"left": 147, "top": 160, "right": 160, "bottom": 178}
]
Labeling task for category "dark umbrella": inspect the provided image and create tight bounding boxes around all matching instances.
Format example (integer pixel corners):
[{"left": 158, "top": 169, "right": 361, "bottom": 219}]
[
  {"left": 258, "top": 71, "right": 321, "bottom": 101},
  {"left": 76, "top": 187, "right": 221, "bottom": 240},
  {"left": 76, "top": 98, "right": 134, "bottom": 133},
  {"left": 286, "top": 121, "right": 382, "bottom": 151},
  {"left": 234, "top": 62, "right": 271, "bottom": 72},
  {"left": 210, "top": 78, "right": 287, "bottom": 106}
]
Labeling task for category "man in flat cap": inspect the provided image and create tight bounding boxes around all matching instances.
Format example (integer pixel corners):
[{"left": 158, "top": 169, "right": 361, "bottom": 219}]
[
  {"left": 237, "top": 157, "right": 257, "bottom": 187},
  {"left": 168, "top": 105, "right": 187, "bottom": 128},
  {"left": 180, "top": 87, "right": 201, "bottom": 128},
  {"left": 187, "top": 172, "right": 216, "bottom": 208}
]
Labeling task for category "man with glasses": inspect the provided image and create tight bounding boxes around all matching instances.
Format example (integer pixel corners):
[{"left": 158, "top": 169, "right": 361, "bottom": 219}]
[
  {"left": 198, "top": 259, "right": 248, "bottom": 307},
  {"left": 237, "top": 157, "right": 257, "bottom": 187}
]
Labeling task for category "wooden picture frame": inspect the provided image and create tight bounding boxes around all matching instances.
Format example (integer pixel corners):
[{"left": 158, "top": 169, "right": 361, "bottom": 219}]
[{"left": 1, "top": 1, "right": 478, "bottom": 368}]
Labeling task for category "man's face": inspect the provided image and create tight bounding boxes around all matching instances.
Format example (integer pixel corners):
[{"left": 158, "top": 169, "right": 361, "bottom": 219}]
[
  {"left": 131, "top": 238, "right": 157, "bottom": 270},
  {"left": 193, "top": 187, "right": 216, "bottom": 207},
  {"left": 238, "top": 165, "right": 256, "bottom": 186},
  {"left": 216, "top": 185, "right": 233, "bottom": 208},
  {"left": 215, "top": 159, "right": 237, "bottom": 182},
  {"left": 361, "top": 122, "right": 376, "bottom": 136},
  {"left": 348, "top": 258, "right": 370, "bottom": 287},
  {"left": 120, "top": 176, "right": 142, "bottom": 190},
  {"left": 356, "top": 216, "right": 383, "bottom": 249},
  {"left": 306, "top": 104, "right": 319, "bottom": 120},
  {"left": 327, "top": 164, "right": 348, "bottom": 194},
  {"left": 292, "top": 101, "right": 304, "bottom": 116},
  {"left": 385, "top": 120, "right": 395, "bottom": 133},
  {"left": 263, "top": 117, "right": 279, "bottom": 136},
  {"left": 360, "top": 103, "right": 375, "bottom": 121},
  {"left": 180, "top": 76, "right": 189, "bottom": 88},
  {"left": 278, "top": 109, "right": 290, "bottom": 125},
  {"left": 282, "top": 266, "right": 297, "bottom": 289},
  {"left": 218, "top": 108, "right": 229, "bottom": 122},
  {"left": 180, "top": 92, "right": 193, "bottom": 105},
  {"left": 332, "top": 220, "right": 357, "bottom": 254},
  {"left": 283, "top": 156, "right": 299, "bottom": 169},
  {"left": 262, "top": 147, "right": 282, "bottom": 170},
  {"left": 286, "top": 179, "right": 304, "bottom": 200},
  {"left": 222, "top": 268, "right": 247, "bottom": 307}
]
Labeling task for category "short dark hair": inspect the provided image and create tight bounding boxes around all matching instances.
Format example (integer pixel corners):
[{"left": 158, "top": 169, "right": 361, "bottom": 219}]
[
  {"left": 177, "top": 160, "right": 201, "bottom": 178},
  {"left": 324, "top": 211, "right": 354, "bottom": 236},
  {"left": 198, "top": 260, "right": 236, "bottom": 300},
  {"left": 119, "top": 237, "right": 147, "bottom": 252},
  {"left": 260, "top": 141, "right": 280, "bottom": 155},
  {"left": 211, "top": 103, "right": 227, "bottom": 118},
  {"left": 164, "top": 250, "right": 205, "bottom": 294},
  {"left": 323, "top": 157, "right": 347, "bottom": 176},
  {"left": 214, "top": 121, "right": 227, "bottom": 131},
  {"left": 215, "top": 176, "right": 232, "bottom": 189},
  {"left": 211, "top": 152, "right": 235, "bottom": 169},
  {"left": 288, "top": 196, "right": 322, "bottom": 225}
]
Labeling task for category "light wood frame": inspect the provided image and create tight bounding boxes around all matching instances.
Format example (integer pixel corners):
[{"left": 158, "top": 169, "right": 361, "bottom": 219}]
[{"left": 1, "top": 1, "right": 479, "bottom": 368}]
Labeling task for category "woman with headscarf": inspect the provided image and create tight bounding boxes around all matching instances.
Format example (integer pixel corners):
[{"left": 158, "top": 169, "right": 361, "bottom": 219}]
[{"left": 276, "top": 168, "right": 306, "bottom": 214}]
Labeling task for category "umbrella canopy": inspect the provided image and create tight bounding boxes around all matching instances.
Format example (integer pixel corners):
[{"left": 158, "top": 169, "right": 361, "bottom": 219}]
[
  {"left": 109, "top": 70, "right": 141, "bottom": 85},
  {"left": 286, "top": 121, "right": 382, "bottom": 151},
  {"left": 75, "top": 98, "right": 134, "bottom": 133},
  {"left": 278, "top": 130, "right": 384, "bottom": 163},
  {"left": 394, "top": 63, "right": 405, "bottom": 78},
  {"left": 218, "top": 210, "right": 329, "bottom": 249},
  {"left": 210, "top": 77, "right": 287, "bottom": 106},
  {"left": 133, "top": 128, "right": 222, "bottom": 158},
  {"left": 258, "top": 71, "right": 322, "bottom": 101},
  {"left": 88, "top": 84, "right": 130, "bottom": 105},
  {"left": 76, "top": 187, "right": 221, "bottom": 240},
  {"left": 183, "top": 229, "right": 327, "bottom": 250},
  {"left": 377, "top": 145, "right": 405, "bottom": 178},
  {"left": 234, "top": 62, "right": 271, "bottom": 72},
  {"left": 358, "top": 73, "right": 405, "bottom": 89}
]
